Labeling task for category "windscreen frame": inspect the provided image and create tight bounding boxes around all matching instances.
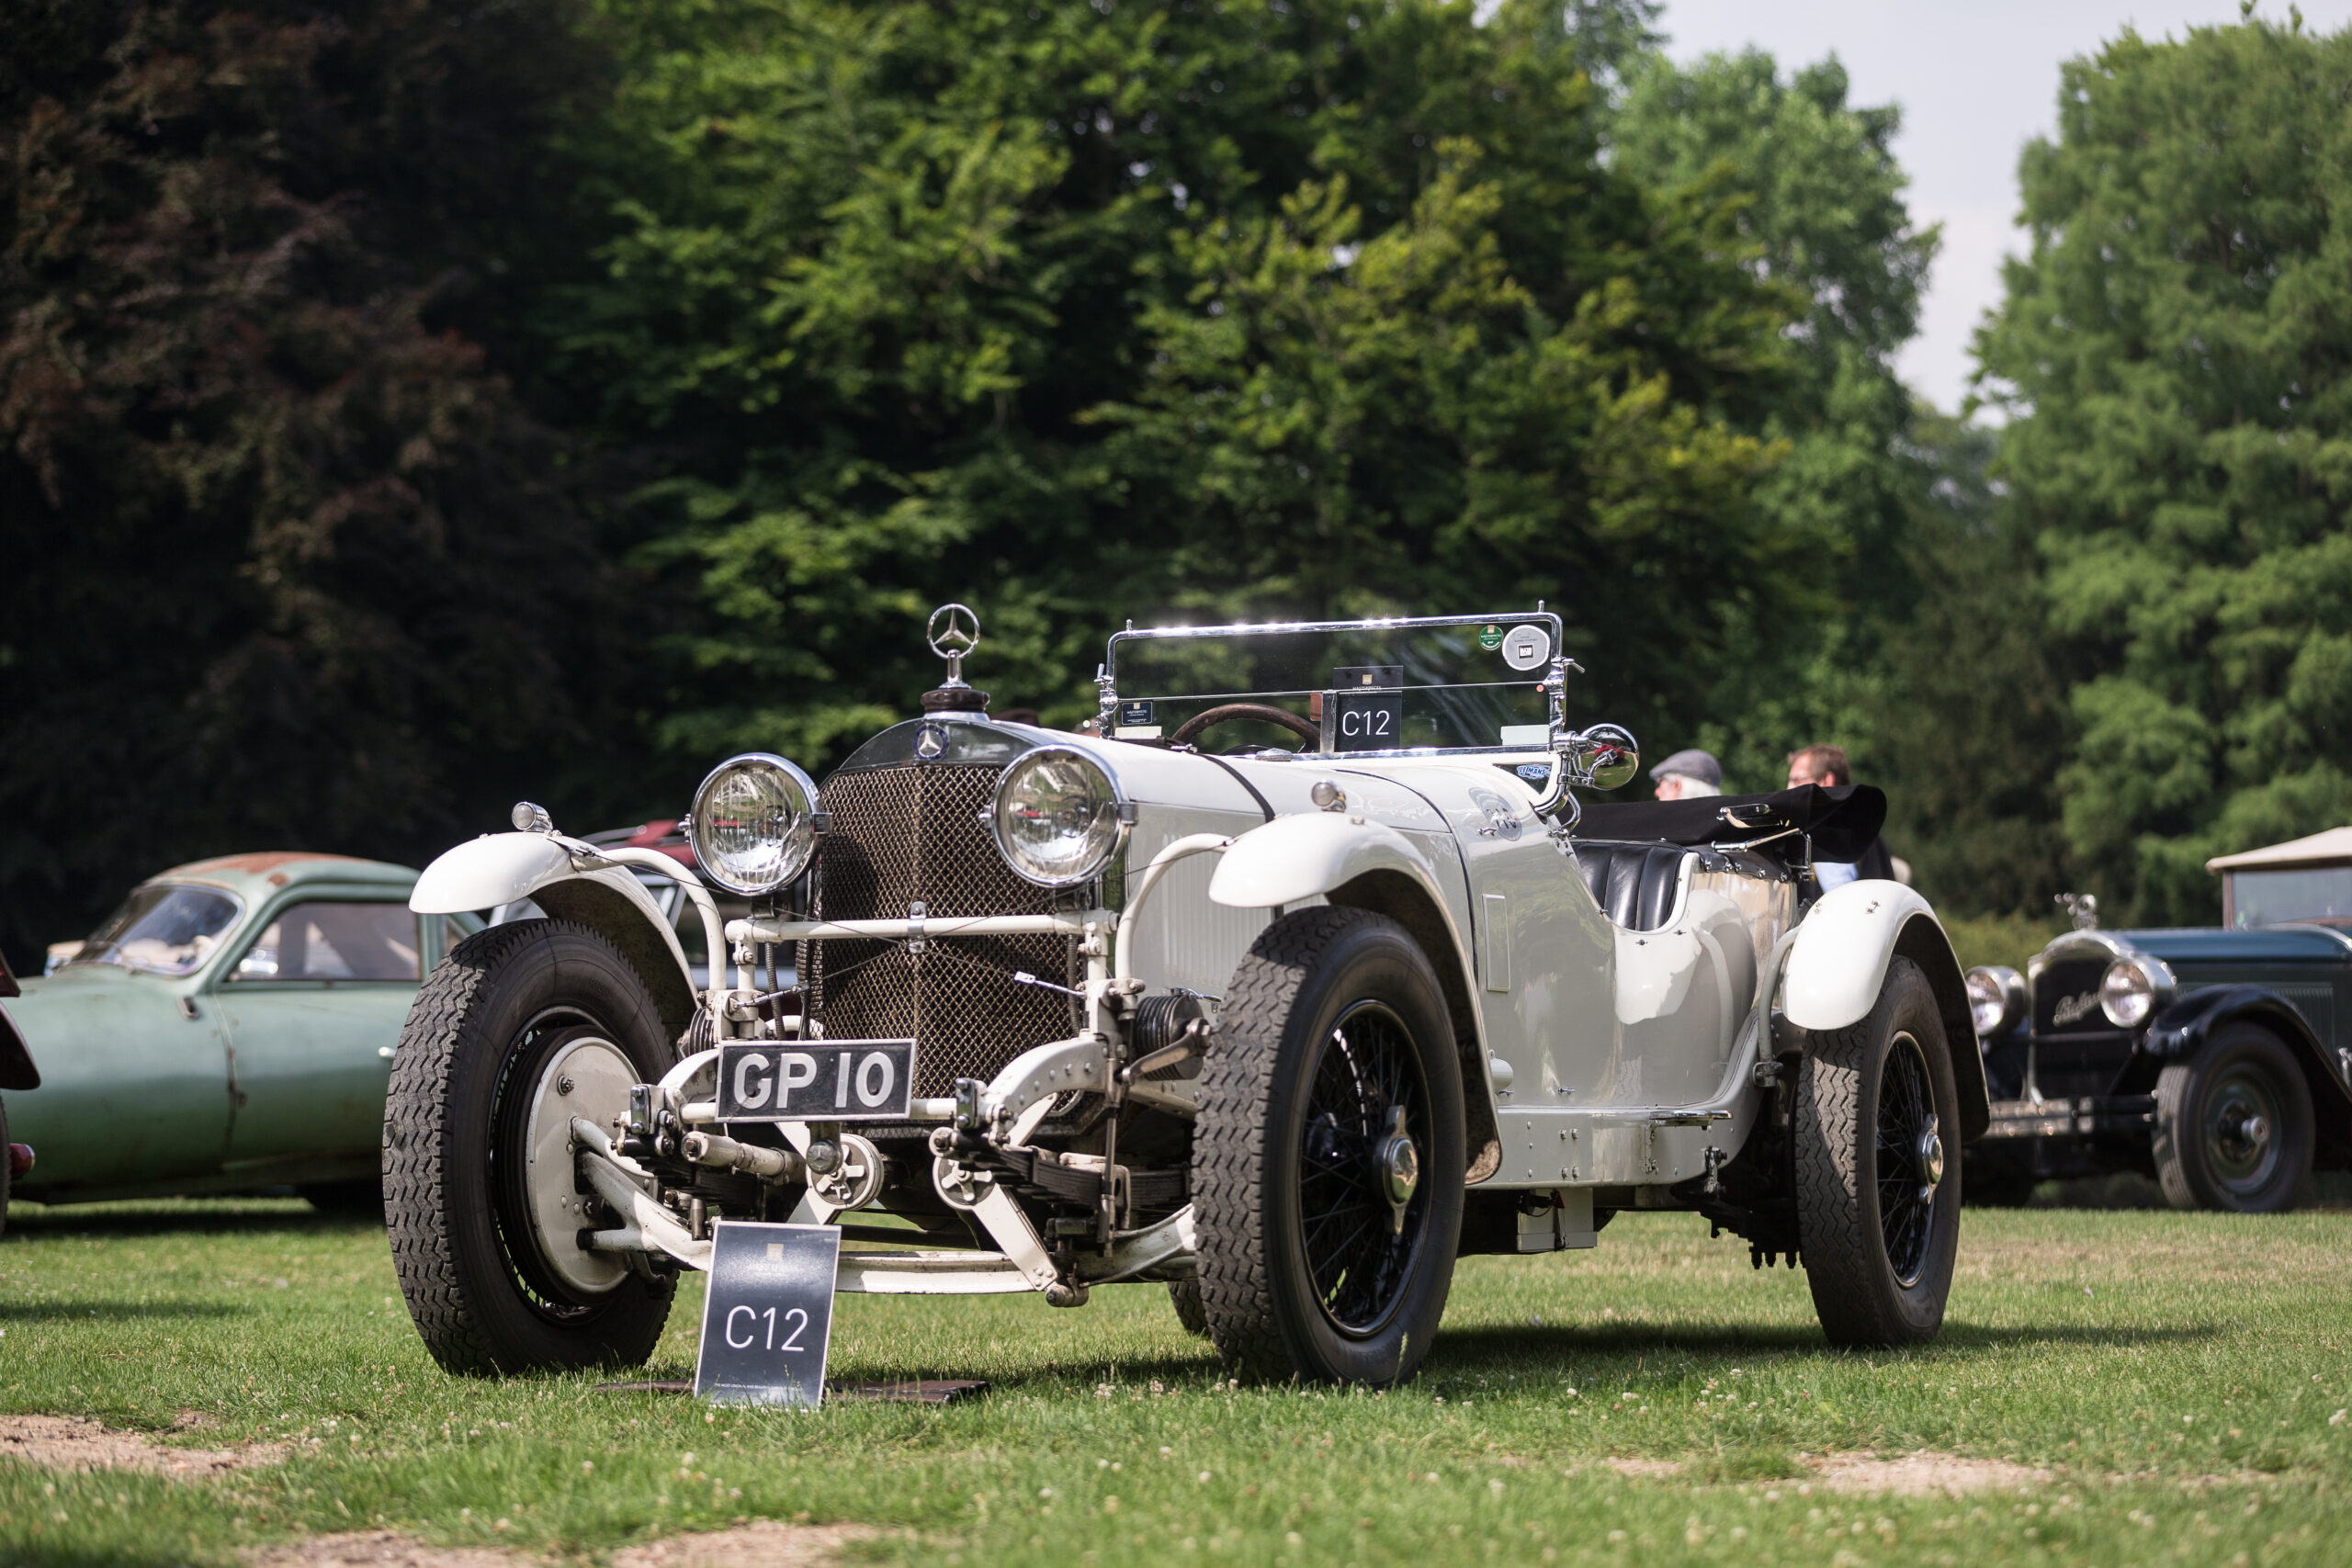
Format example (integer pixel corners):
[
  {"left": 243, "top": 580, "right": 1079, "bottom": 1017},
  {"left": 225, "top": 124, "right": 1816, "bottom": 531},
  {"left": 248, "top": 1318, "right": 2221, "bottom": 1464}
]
[{"left": 1100, "top": 610, "right": 1570, "bottom": 760}]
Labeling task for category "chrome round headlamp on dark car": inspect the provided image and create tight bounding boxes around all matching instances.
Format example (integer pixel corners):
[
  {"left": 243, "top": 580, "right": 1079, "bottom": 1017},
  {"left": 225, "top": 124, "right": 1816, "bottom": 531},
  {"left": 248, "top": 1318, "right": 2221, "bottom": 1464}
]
[
  {"left": 1964, "top": 964, "right": 2027, "bottom": 1037},
  {"left": 2098, "top": 953, "right": 2177, "bottom": 1028},
  {"left": 687, "top": 752, "right": 821, "bottom": 897},
  {"left": 990, "top": 745, "right": 1129, "bottom": 887}
]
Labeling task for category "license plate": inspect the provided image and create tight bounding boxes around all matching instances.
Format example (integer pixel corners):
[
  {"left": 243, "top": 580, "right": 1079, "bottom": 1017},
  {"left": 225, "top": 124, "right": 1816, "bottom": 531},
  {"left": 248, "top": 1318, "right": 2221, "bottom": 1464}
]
[{"left": 716, "top": 1040, "right": 918, "bottom": 1121}]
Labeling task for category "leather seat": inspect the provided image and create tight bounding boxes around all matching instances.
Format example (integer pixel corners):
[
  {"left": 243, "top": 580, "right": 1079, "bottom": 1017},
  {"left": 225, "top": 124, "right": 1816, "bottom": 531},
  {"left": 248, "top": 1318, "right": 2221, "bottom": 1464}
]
[{"left": 1574, "top": 842, "right": 1687, "bottom": 932}]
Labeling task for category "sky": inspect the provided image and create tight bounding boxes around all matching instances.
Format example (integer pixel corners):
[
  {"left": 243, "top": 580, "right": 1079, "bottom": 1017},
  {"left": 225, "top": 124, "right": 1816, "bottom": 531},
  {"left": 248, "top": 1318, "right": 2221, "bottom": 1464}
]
[{"left": 1658, "top": 1, "right": 2352, "bottom": 415}]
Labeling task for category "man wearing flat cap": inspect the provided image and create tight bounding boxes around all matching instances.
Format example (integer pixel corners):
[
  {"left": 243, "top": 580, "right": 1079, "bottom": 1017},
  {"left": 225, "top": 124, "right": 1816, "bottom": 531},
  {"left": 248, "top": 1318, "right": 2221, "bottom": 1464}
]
[{"left": 1651, "top": 748, "right": 1722, "bottom": 801}]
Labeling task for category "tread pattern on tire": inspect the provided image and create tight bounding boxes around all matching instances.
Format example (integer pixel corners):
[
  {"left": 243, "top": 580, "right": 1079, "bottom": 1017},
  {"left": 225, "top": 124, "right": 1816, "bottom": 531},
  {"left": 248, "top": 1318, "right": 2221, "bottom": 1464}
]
[
  {"left": 1193, "top": 906, "right": 1381, "bottom": 1381},
  {"left": 2152, "top": 1062, "right": 2199, "bottom": 1212},
  {"left": 386, "top": 919, "right": 673, "bottom": 1376},
  {"left": 1793, "top": 1006, "right": 1871, "bottom": 1339},
  {"left": 385, "top": 920, "right": 550, "bottom": 1375},
  {"left": 1168, "top": 1278, "right": 1211, "bottom": 1337},
  {"left": 1793, "top": 955, "right": 1957, "bottom": 1348}
]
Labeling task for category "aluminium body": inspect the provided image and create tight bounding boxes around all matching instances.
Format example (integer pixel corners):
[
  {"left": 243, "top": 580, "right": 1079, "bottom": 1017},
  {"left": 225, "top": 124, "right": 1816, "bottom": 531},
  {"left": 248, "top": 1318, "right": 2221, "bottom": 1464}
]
[{"left": 391, "top": 606, "right": 1986, "bottom": 1385}]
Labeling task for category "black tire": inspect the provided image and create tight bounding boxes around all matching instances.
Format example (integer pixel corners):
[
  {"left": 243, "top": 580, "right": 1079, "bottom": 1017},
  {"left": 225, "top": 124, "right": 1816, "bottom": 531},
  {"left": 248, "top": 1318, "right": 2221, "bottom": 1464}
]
[
  {"left": 385, "top": 919, "right": 677, "bottom": 1376},
  {"left": 2153, "top": 1023, "right": 2313, "bottom": 1213},
  {"left": 300, "top": 1179, "right": 386, "bottom": 1221},
  {"left": 1169, "top": 1278, "right": 1212, "bottom": 1337},
  {"left": 1, "top": 1095, "right": 11, "bottom": 1243},
  {"left": 1795, "top": 956, "right": 1962, "bottom": 1347},
  {"left": 1193, "top": 908, "right": 1465, "bottom": 1386}
]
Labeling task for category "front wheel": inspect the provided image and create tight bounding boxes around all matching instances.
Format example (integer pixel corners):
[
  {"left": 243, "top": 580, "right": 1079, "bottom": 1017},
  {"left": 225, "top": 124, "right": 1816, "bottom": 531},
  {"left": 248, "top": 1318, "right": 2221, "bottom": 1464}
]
[
  {"left": 1193, "top": 908, "right": 1465, "bottom": 1386},
  {"left": 385, "top": 919, "right": 677, "bottom": 1375},
  {"left": 1795, "top": 956, "right": 1963, "bottom": 1347},
  {"left": 2153, "top": 1024, "right": 2312, "bottom": 1213}
]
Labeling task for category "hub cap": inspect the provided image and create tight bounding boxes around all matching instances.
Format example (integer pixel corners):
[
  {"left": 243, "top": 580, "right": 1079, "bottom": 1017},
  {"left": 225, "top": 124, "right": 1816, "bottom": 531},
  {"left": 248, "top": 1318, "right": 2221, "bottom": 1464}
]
[
  {"left": 1296, "top": 1001, "right": 1430, "bottom": 1337},
  {"left": 521, "top": 1032, "right": 638, "bottom": 1296},
  {"left": 1376, "top": 1105, "right": 1420, "bottom": 1234},
  {"left": 2200, "top": 1066, "right": 2283, "bottom": 1195}
]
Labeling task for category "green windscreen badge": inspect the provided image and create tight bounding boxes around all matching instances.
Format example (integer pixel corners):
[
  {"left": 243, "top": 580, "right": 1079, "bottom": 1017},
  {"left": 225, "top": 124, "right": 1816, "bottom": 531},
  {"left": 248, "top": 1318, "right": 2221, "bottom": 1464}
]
[
  {"left": 693, "top": 1222, "right": 842, "bottom": 1406},
  {"left": 1477, "top": 625, "right": 1504, "bottom": 650}
]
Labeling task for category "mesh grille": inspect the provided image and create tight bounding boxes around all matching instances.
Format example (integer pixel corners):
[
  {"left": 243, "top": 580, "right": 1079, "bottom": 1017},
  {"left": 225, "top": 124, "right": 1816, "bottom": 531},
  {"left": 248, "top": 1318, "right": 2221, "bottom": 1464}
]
[{"left": 804, "top": 762, "right": 1081, "bottom": 1098}]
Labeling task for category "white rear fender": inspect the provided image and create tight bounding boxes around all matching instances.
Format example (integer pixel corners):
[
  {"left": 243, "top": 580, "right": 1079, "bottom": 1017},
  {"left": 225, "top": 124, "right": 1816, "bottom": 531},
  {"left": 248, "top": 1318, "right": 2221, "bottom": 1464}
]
[
  {"left": 1781, "top": 878, "right": 1988, "bottom": 1138},
  {"left": 1781, "top": 880, "right": 1941, "bottom": 1032},
  {"left": 411, "top": 833, "right": 701, "bottom": 1043},
  {"left": 1206, "top": 811, "right": 1437, "bottom": 910}
]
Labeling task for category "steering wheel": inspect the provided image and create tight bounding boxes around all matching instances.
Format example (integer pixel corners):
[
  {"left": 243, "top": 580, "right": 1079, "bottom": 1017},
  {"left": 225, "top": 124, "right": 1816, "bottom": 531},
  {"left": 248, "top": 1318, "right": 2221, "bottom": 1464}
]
[{"left": 1169, "top": 702, "right": 1323, "bottom": 752}]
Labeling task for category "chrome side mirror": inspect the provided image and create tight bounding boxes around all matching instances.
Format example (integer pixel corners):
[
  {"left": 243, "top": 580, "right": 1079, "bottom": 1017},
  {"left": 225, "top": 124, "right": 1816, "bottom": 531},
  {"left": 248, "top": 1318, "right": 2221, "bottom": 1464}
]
[
  {"left": 1530, "top": 723, "right": 1639, "bottom": 818},
  {"left": 1566, "top": 724, "right": 1639, "bottom": 791}
]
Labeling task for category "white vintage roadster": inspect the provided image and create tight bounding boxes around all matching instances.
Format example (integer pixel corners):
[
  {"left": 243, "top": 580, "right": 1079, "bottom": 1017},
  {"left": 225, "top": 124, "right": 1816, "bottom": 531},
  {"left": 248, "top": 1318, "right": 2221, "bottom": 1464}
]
[{"left": 387, "top": 608, "right": 1986, "bottom": 1385}]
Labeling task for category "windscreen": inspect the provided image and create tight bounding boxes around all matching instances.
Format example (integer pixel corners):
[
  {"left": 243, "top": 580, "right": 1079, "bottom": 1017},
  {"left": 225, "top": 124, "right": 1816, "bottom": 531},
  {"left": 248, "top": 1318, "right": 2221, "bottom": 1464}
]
[
  {"left": 2232, "top": 868, "right": 2352, "bottom": 928},
  {"left": 70, "top": 884, "right": 243, "bottom": 976},
  {"left": 1106, "top": 614, "right": 1563, "bottom": 755}
]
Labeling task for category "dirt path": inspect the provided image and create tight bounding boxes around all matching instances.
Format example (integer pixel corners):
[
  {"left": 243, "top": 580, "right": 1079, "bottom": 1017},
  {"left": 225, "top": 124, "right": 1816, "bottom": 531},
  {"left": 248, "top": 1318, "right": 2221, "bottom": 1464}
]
[
  {"left": 0, "top": 1412, "right": 283, "bottom": 1476},
  {"left": 244, "top": 1522, "right": 875, "bottom": 1568}
]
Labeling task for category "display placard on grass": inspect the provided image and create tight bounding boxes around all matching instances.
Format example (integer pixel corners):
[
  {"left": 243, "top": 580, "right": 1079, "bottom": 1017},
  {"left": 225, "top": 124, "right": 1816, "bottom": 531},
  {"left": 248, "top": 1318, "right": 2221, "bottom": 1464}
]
[{"left": 692, "top": 1222, "right": 842, "bottom": 1407}]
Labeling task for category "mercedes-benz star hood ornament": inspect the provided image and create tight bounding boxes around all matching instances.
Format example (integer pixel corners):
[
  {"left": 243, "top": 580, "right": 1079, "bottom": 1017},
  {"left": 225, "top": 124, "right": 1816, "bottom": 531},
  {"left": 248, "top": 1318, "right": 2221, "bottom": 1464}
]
[{"left": 921, "top": 603, "right": 989, "bottom": 715}]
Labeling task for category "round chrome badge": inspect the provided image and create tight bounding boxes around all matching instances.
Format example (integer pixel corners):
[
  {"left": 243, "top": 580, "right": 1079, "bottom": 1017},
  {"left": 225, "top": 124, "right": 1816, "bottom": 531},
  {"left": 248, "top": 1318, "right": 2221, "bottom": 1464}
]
[
  {"left": 913, "top": 723, "right": 949, "bottom": 761},
  {"left": 1500, "top": 623, "right": 1551, "bottom": 671}
]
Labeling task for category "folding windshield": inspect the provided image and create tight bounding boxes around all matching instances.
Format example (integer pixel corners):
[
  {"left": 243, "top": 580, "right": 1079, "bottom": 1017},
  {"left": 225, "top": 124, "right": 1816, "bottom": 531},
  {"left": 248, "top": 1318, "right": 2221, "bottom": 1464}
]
[{"left": 1103, "top": 612, "right": 1566, "bottom": 757}]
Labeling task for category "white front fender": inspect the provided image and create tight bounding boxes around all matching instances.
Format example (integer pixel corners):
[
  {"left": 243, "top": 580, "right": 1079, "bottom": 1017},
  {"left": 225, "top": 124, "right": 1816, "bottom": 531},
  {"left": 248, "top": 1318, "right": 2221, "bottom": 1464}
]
[
  {"left": 411, "top": 833, "right": 701, "bottom": 1038},
  {"left": 1207, "top": 811, "right": 1433, "bottom": 910},
  {"left": 1781, "top": 880, "right": 1951, "bottom": 1032},
  {"left": 412, "top": 832, "right": 576, "bottom": 914}
]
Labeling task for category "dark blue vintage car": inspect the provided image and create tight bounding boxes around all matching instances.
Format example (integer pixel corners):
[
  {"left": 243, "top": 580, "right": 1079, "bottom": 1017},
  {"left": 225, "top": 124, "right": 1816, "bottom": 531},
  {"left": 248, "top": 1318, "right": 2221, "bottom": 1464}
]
[{"left": 1965, "top": 830, "right": 2352, "bottom": 1212}]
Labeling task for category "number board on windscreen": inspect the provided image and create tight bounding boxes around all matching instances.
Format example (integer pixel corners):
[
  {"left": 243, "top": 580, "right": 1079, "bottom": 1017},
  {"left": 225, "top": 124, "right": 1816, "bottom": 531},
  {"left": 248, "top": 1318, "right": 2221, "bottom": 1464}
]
[
  {"left": 1331, "top": 666, "right": 1403, "bottom": 752},
  {"left": 693, "top": 1223, "right": 842, "bottom": 1407}
]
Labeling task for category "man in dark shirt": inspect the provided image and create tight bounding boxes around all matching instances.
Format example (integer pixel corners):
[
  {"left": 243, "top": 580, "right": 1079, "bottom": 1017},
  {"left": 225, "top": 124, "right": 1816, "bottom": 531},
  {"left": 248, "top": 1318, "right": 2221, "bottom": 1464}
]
[{"left": 1785, "top": 743, "right": 1896, "bottom": 886}]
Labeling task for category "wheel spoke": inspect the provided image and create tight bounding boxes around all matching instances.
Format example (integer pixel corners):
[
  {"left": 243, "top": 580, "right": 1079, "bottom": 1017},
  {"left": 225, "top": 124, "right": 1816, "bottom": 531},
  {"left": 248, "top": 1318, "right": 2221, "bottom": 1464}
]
[{"left": 1290, "top": 1000, "right": 1430, "bottom": 1337}]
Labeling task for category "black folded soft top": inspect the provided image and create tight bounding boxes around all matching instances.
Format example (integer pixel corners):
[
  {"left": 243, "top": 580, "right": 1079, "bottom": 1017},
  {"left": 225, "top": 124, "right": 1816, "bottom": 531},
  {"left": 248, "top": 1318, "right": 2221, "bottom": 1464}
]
[{"left": 1570, "top": 783, "right": 1886, "bottom": 865}]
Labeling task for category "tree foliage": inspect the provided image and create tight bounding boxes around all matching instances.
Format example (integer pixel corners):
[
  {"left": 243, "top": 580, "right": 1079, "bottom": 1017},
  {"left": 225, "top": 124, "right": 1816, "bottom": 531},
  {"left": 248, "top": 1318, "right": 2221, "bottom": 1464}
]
[
  {"left": 0, "top": 0, "right": 648, "bottom": 964},
  {"left": 1609, "top": 49, "right": 1937, "bottom": 793},
  {"left": 1977, "top": 16, "right": 2352, "bottom": 921},
  {"left": 560, "top": 0, "right": 1812, "bottom": 758}
]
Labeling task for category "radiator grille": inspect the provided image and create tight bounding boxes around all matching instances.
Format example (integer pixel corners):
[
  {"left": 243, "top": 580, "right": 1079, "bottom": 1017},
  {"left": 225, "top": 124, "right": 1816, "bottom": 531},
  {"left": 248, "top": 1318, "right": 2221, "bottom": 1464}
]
[{"left": 803, "top": 762, "right": 1081, "bottom": 1099}]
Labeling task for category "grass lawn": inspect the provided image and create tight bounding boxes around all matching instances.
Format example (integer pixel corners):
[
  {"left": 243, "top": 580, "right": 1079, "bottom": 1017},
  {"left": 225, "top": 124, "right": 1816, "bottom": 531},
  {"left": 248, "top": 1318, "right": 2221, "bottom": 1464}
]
[{"left": 3, "top": 1199, "right": 2348, "bottom": 1567}]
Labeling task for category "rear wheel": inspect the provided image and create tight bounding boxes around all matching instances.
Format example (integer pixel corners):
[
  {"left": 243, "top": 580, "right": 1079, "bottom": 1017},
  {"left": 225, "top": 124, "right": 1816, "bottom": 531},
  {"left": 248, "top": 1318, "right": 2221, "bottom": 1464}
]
[
  {"left": 1795, "top": 956, "right": 1962, "bottom": 1347},
  {"left": 1193, "top": 908, "right": 1465, "bottom": 1385},
  {"left": 385, "top": 919, "right": 677, "bottom": 1375},
  {"left": 2153, "top": 1024, "right": 2312, "bottom": 1213}
]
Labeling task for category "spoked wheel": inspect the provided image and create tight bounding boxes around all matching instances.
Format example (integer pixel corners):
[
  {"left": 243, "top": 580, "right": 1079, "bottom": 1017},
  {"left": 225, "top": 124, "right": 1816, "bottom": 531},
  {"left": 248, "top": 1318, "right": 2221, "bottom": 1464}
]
[
  {"left": 1193, "top": 908, "right": 1464, "bottom": 1385},
  {"left": 385, "top": 919, "right": 677, "bottom": 1375},
  {"left": 2154, "top": 1023, "right": 2312, "bottom": 1213},
  {"left": 1795, "top": 955, "right": 1962, "bottom": 1347}
]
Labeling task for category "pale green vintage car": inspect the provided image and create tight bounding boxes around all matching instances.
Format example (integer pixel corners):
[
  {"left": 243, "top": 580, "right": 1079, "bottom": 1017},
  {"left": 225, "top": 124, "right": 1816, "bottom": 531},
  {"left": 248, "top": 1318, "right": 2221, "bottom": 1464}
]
[{"left": 0, "top": 852, "right": 478, "bottom": 1213}]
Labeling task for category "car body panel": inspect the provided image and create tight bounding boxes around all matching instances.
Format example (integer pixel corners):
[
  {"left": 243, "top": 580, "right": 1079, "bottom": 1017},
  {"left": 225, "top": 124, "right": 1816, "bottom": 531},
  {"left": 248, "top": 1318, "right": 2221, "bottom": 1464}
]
[{"left": 3, "top": 853, "right": 431, "bottom": 1202}]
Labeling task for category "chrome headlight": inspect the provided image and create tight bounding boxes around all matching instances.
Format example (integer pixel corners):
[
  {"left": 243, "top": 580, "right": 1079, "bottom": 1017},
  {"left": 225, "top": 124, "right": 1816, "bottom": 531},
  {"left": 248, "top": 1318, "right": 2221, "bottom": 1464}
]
[
  {"left": 991, "top": 746, "right": 1129, "bottom": 888},
  {"left": 687, "top": 753, "right": 821, "bottom": 897},
  {"left": 2098, "top": 954, "right": 2175, "bottom": 1029},
  {"left": 1965, "top": 964, "right": 2026, "bottom": 1037}
]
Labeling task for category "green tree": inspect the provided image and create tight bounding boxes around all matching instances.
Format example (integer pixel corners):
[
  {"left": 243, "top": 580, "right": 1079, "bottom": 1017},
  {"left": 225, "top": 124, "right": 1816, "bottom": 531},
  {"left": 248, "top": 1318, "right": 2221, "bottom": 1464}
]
[
  {"left": 1977, "top": 15, "right": 2352, "bottom": 922},
  {"left": 1609, "top": 49, "right": 1938, "bottom": 794},
  {"left": 564, "top": 0, "right": 1809, "bottom": 762},
  {"left": 0, "top": 1, "right": 646, "bottom": 968}
]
